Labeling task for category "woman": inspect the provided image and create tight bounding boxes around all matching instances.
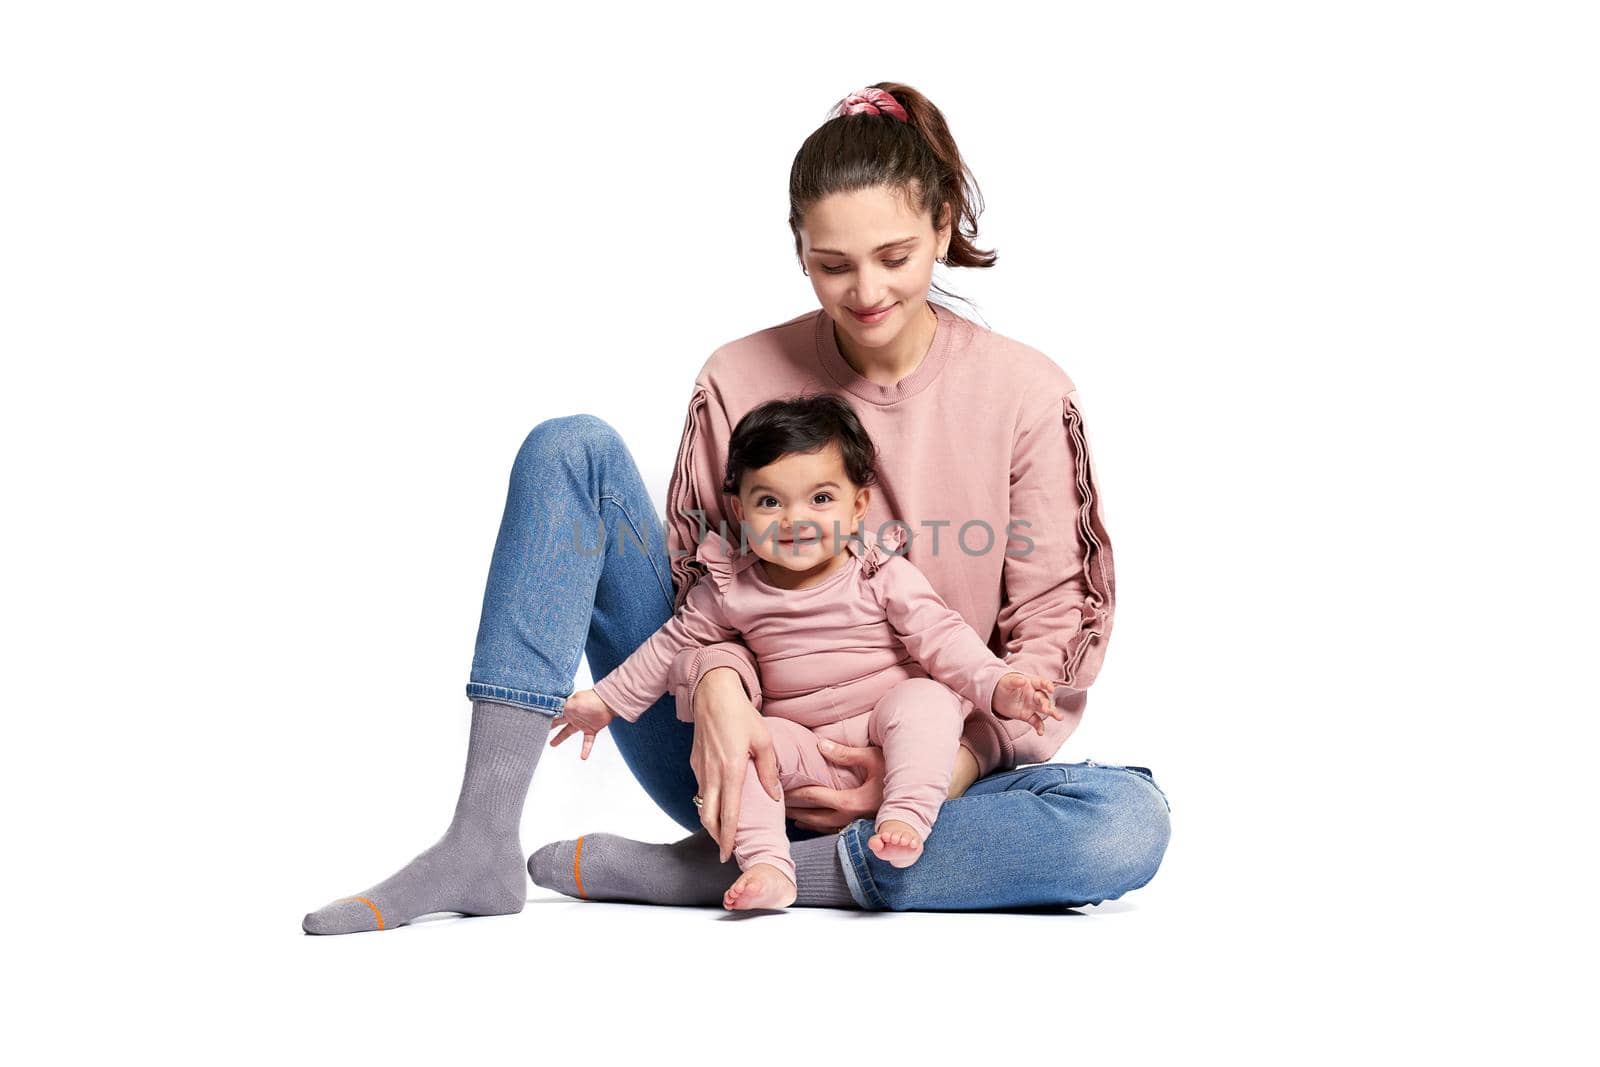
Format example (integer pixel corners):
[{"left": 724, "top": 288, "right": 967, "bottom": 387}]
[{"left": 303, "top": 82, "right": 1171, "bottom": 934}]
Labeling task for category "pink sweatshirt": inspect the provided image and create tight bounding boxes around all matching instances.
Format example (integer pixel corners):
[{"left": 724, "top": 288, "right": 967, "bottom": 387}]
[
  {"left": 591, "top": 525, "right": 1045, "bottom": 727},
  {"left": 661, "top": 302, "right": 1116, "bottom": 777}
]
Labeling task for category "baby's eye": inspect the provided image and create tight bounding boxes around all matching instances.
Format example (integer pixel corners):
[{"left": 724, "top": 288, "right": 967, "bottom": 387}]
[
  {"left": 812, "top": 493, "right": 834, "bottom": 504},
  {"left": 757, "top": 496, "right": 779, "bottom": 508}
]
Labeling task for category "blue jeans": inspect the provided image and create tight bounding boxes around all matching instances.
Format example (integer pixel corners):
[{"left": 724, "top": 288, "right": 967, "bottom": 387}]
[{"left": 466, "top": 414, "right": 1173, "bottom": 911}]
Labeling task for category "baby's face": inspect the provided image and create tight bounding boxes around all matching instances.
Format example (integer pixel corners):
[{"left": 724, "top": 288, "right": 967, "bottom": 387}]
[{"left": 732, "top": 442, "right": 869, "bottom": 575}]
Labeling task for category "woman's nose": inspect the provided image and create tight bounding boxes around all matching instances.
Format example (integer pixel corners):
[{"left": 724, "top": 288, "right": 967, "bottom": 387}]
[{"left": 852, "top": 268, "right": 887, "bottom": 305}]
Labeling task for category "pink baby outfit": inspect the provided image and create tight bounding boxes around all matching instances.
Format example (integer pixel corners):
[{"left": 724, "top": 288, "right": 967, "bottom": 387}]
[
  {"left": 591, "top": 523, "right": 1047, "bottom": 885},
  {"left": 660, "top": 303, "right": 1117, "bottom": 780}
]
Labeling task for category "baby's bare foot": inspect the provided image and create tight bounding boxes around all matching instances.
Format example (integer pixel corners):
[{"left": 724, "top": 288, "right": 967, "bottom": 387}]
[
  {"left": 868, "top": 819, "right": 925, "bottom": 868},
  {"left": 723, "top": 862, "right": 797, "bottom": 911}
]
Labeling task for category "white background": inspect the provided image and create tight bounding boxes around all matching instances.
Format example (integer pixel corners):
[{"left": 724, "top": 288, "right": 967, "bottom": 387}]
[{"left": 3, "top": 1, "right": 1594, "bottom": 1062}]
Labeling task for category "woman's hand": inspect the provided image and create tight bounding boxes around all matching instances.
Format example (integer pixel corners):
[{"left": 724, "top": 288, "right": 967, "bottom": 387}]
[
  {"left": 991, "top": 672, "right": 1066, "bottom": 736},
  {"left": 784, "top": 740, "right": 983, "bottom": 831},
  {"left": 690, "top": 667, "right": 782, "bottom": 862},
  {"left": 550, "top": 688, "right": 617, "bottom": 761},
  {"left": 783, "top": 740, "right": 886, "bottom": 832}
]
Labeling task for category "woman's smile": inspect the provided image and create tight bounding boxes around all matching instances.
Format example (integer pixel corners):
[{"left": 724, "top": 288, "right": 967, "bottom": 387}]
[{"left": 848, "top": 302, "right": 897, "bottom": 324}]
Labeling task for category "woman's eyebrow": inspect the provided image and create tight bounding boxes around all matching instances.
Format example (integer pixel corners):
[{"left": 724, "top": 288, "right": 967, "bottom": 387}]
[{"left": 809, "top": 237, "right": 916, "bottom": 256}]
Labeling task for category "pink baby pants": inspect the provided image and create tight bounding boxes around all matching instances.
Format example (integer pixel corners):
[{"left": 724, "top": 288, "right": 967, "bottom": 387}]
[{"left": 734, "top": 676, "right": 965, "bottom": 884}]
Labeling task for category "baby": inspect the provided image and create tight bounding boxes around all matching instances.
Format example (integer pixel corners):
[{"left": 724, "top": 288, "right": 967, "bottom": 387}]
[{"left": 554, "top": 393, "right": 1067, "bottom": 910}]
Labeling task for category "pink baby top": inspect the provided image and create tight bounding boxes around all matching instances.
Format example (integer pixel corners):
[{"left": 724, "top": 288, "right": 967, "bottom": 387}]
[
  {"left": 591, "top": 525, "right": 1041, "bottom": 728},
  {"left": 659, "top": 303, "right": 1117, "bottom": 777}
]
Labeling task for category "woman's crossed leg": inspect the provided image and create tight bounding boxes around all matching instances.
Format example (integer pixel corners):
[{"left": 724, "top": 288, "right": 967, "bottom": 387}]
[{"left": 302, "top": 414, "right": 692, "bottom": 934}]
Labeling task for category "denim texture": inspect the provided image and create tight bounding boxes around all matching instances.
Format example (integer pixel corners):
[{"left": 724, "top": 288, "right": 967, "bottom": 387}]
[{"left": 467, "top": 414, "right": 1171, "bottom": 909}]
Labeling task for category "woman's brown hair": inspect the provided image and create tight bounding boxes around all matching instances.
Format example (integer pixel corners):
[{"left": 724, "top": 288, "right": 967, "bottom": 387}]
[{"left": 787, "top": 81, "right": 996, "bottom": 310}]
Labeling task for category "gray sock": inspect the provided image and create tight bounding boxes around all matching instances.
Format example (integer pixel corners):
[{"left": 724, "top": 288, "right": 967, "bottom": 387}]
[
  {"left": 302, "top": 699, "right": 552, "bottom": 935},
  {"left": 528, "top": 828, "right": 858, "bottom": 909},
  {"left": 792, "top": 834, "right": 856, "bottom": 909}
]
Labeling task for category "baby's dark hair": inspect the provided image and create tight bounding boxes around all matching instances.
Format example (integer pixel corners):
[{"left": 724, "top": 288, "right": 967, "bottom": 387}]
[{"left": 721, "top": 393, "right": 880, "bottom": 498}]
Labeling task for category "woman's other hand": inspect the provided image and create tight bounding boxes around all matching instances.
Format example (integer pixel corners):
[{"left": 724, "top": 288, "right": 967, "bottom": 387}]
[
  {"left": 551, "top": 688, "right": 617, "bottom": 761},
  {"left": 783, "top": 740, "right": 886, "bottom": 832},
  {"left": 691, "top": 667, "right": 782, "bottom": 862},
  {"left": 784, "top": 740, "right": 982, "bottom": 831}
]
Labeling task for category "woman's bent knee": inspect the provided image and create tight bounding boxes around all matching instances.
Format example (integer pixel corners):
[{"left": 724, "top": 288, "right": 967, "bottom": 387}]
[
  {"left": 517, "top": 413, "right": 625, "bottom": 470},
  {"left": 1045, "top": 771, "right": 1172, "bottom": 902},
  {"left": 1106, "top": 776, "right": 1171, "bottom": 893},
  {"left": 1096, "top": 775, "right": 1170, "bottom": 897}
]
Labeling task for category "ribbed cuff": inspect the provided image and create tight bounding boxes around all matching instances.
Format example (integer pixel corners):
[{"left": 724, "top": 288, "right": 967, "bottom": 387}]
[
  {"left": 792, "top": 833, "right": 855, "bottom": 909},
  {"left": 669, "top": 642, "right": 762, "bottom": 723},
  {"left": 972, "top": 662, "right": 1017, "bottom": 723}
]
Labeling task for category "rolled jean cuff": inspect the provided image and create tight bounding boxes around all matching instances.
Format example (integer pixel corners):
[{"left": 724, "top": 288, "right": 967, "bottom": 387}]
[
  {"left": 837, "top": 819, "right": 885, "bottom": 910},
  {"left": 464, "top": 682, "right": 563, "bottom": 716}
]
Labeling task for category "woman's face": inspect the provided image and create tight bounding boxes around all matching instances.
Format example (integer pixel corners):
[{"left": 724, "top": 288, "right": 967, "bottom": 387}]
[
  {"left": 798, "top": 185, "right": 951, "bottom": 351},
  {"left": 728, "top": 442, "right": 870, "bottom": 575}
]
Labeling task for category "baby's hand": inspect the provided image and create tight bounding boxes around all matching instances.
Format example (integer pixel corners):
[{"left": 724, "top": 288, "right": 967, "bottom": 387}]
[
  {"left": 551, "top": 688, "right": 617, "bottom": 760},
  {"left": 991, "top": 672, "right": 1066, "bottom": 736}
]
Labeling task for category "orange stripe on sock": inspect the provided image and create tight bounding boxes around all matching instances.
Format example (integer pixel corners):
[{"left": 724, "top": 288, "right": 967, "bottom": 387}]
[
  {"left": 572, "top": 836, "right": 588, "bottom": 899},
  {"left": 341, "top": 896, "right": 385, "bottom": 930}
]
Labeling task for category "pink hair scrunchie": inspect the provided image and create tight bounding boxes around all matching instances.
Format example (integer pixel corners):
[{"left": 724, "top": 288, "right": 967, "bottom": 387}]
[{"left": 838, "top": 87, "right": 909, "bottom": 122}]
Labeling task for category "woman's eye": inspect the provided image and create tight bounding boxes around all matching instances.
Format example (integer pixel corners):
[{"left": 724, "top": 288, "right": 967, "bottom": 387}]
[{"left": 820, "top": 257, "right": 910, "bottom": 275}]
